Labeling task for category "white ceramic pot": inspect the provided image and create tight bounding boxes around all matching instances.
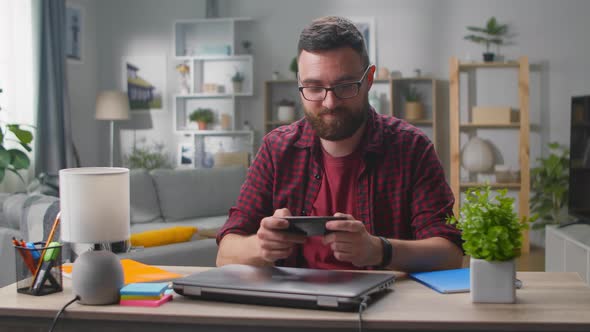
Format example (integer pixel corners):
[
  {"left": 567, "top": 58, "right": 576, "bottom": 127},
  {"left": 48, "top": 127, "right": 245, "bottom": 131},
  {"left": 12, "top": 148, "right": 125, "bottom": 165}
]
[
  {"left": 277, "top": 106, "right": 296, "bottom": 122},
  {"left": 470, "top": 257, "right": 516, "bottom": 303},
  {"left": 461, "top": 137, "right": 494, "bottom": 172}
]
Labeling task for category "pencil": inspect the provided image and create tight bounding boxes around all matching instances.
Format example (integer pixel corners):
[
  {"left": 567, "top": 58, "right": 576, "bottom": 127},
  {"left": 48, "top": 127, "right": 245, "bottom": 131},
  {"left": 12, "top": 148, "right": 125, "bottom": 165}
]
[{"left": 30, "top": 211, "right": 61, "bottom": 291}]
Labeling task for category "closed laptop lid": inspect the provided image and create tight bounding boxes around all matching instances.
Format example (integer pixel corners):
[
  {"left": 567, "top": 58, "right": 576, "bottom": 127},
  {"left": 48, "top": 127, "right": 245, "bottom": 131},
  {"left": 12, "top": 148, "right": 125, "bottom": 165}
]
[{"left": 173, "top": 264, "right": 395, "bottom": 310}]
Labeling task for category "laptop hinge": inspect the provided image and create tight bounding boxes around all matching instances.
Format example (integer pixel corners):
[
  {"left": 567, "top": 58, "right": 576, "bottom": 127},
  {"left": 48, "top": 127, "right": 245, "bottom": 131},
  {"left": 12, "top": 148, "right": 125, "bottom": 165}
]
[
  {"left": 184, "top": 286, "right": 202, "bottom": 296},
  {"left": 316, "top": 296, "right": 339, "bottom": 307}
]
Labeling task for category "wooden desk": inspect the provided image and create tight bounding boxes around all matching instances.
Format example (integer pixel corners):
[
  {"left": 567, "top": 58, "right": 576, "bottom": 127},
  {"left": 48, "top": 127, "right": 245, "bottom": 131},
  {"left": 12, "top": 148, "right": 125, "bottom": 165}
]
[{"left": 1, "top": 267, "right": 590, "bottom": 332}]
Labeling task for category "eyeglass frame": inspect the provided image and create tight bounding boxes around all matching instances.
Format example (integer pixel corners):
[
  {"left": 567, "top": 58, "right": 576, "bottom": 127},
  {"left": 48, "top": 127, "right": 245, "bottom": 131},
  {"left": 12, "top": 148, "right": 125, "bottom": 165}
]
[{"left": 297, "top": 65, "right": 373, "bottom": 101}]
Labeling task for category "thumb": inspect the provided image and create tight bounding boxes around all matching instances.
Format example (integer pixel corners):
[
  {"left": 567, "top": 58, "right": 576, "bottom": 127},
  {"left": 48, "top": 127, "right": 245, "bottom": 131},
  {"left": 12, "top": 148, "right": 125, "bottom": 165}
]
[{"left": 273, "top": 208, "right": 292, "bottom": 218}]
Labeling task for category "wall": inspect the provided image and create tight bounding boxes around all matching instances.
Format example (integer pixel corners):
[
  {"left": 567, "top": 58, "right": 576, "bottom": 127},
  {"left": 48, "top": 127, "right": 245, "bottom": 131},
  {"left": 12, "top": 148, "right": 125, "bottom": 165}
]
[{"left": 69, "top": 0, "right": 590, "bottom": 168}]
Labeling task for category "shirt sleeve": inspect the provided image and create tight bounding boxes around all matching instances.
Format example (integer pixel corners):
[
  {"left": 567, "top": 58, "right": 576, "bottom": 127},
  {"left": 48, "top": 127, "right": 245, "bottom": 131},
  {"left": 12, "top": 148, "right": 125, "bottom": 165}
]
[
  {"left": 409, "top": 135, "right": 463, "bottom": 251},
  {"left": 216, "top": 137, "right": 275, "bottom": 244}
]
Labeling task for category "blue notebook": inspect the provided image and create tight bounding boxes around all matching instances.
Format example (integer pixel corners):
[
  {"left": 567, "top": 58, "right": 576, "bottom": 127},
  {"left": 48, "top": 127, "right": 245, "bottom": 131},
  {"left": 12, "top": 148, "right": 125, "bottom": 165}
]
[
  {"left": 409, "top": 268, "right": 470, "bottom": 294},
  {"left": 120, "top": 282, "right": 170, "bottom": 296}
]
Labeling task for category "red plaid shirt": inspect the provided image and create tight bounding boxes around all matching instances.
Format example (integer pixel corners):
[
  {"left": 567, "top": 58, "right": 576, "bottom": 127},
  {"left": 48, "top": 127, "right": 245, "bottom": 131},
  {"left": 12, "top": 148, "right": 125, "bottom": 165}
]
[{"left": 217, "top": 108, "right": 462, "bottom": 268}]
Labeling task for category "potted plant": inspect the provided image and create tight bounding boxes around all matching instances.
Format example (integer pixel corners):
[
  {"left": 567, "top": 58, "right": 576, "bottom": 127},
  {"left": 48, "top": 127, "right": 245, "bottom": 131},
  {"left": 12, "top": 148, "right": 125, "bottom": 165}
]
[
  {"left": 231, "top": 70, "right": 245, "bottom": 93},
  {"left": 530, "top": 142, "right": 570, "bottom": 234},
  {"left": 189, "top": 108, "right": 214, "bottom": 130},
  {"left": 0, "top": 88, "right": 33, "bottom": 184},
  {"left": 277, "top": 99, "right": 296, "bottom": 123},
  {"left": 464, "top": 16, "right": 508, "bottom": 62},
  {"left": 403, "top": 86, "right": 424, "bottom": 121},
  {"left": 289, "top": 57, "right": 298, "bottom": 79},
  {"left": 447, "top": 186, "right": 531, "bottom": 303}
]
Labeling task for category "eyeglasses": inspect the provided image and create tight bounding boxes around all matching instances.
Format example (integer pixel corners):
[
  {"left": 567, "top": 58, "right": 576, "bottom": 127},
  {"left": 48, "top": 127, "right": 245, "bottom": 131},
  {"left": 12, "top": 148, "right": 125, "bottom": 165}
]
[{"left": 298, "top": 66, "right": 371, "bottom": 101}]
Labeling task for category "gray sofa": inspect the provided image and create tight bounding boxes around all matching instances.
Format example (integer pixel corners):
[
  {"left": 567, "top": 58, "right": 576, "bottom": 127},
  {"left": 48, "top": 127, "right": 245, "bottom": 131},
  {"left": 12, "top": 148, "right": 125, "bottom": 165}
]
[
  {"left": 0, "top": 193, "right": 61, "bottom": 287},
  {"left": 0, "top": 166, "right": 246, "bottom": 288},
  {"left": 118, "top": 166, "right": 246, "bottom": 267}
]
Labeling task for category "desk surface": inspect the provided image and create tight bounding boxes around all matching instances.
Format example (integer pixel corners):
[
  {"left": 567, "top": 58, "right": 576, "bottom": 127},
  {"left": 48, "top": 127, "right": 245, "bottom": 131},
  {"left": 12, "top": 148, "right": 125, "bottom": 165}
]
[{"left": 1, "top": 267, "right": 590, "bottom": 332}]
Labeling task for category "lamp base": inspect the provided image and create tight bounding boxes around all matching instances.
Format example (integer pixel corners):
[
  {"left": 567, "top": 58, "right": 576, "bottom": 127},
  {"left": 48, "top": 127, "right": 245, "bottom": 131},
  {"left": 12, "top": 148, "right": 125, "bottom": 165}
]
[{"left": 72, "top": 250, "right": 124, "bottom": 305}]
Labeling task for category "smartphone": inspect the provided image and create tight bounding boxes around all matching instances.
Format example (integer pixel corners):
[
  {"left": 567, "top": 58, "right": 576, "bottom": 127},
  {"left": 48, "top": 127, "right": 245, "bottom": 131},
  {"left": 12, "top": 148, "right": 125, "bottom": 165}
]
[{"left": 282, "top": 216, "right": 342, "bottom": 236}]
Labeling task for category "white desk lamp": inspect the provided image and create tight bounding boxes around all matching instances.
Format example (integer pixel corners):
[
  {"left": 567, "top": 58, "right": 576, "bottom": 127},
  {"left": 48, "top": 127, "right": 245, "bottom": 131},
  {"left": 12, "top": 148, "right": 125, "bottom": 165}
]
[
  {"left": 59, "top": 167, "right": 130, "bottom": 305},
  {"left": 95, "top": 91, "right": 130, "bottom": 167}
]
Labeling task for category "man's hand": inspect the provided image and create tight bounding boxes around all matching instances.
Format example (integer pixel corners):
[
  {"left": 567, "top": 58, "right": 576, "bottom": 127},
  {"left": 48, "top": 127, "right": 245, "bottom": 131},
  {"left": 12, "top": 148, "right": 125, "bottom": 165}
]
[
  {"left": 323, "top": 213, "right": 382, "bottom": 267},
  {"left": 255, "top": 208, "right": 307, "bottom": 263}
]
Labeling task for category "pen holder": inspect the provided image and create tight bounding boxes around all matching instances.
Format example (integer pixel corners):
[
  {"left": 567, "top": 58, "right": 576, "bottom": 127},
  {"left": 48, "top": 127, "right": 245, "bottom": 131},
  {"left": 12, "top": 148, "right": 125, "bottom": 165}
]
[{"left": 14, "top": 241, "right": 63, "bottom": 296}]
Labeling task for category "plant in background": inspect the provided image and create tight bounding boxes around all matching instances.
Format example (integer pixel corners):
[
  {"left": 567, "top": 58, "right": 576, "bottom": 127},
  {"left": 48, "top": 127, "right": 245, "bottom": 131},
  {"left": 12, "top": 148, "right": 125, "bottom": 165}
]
[
  {"left": 231, "top": 70, "right": 245, "bottom": 82},
  {"left": 403, "top": 86, "right": 423, "bottom": 103},
  {"left": 447, "top": 186, "right": 531, "bottom": 261},
  {"left": 189, "top": 108, "right": 214, "bottom": 124},
  {"left": 464, "top": 16, "right": 508, "bottom": 61},
  {"left": 530, "top": 142, "right": 570, "bottom": 229},
  {"left": 0, "top": 88, "right": 34, "bottom": 184},
  {"left": 123, "top": 140, "right": 173, "bottom": 170},
  {"left": 289, "top": 57, "right": 298, "bottom": 78}
]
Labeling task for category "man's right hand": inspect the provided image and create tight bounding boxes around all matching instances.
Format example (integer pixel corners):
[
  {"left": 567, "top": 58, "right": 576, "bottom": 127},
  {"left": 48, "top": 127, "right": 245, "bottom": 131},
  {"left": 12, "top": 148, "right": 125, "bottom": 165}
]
[{"left": 254, "top": 208, "right": 307, "bottom": 263}]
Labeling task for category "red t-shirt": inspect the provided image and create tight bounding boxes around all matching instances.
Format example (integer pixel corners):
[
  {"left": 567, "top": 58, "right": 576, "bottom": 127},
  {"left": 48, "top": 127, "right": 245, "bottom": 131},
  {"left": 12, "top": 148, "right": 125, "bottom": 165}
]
[{"left": 303, "top": 147, "right": 364, "bottom": 269}]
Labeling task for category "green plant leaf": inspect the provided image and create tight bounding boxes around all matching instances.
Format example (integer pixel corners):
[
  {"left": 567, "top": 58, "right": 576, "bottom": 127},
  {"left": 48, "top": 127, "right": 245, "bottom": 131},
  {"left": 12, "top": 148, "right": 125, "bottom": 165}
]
[
  {"left": 8, "top": 149, "right": 30, "bottom": 169},
  {"left": 0, "top": 148, "right": 10, "bottom": 168},
  {"left": 7, "top": 125, "right": 33, "bottom": 144}
]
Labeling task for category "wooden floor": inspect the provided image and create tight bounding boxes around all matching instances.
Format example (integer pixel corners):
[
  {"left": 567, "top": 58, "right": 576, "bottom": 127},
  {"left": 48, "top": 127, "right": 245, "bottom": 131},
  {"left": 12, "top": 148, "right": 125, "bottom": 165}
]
[{"left": 462, "top": 245, "right": 545, "bottom": 271}]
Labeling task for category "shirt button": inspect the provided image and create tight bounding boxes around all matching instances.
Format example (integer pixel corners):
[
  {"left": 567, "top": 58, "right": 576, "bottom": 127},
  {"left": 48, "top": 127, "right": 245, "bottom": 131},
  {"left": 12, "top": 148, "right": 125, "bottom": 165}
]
[
  {"left": 301, "top": 209, "right": 307, "bottom": 215},
  {"left": 314, "top": 173, "right": 321, "bottom": 180}
]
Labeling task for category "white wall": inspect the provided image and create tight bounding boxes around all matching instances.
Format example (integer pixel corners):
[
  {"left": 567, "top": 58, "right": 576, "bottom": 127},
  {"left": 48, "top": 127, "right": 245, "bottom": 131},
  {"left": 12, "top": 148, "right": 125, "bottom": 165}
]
[{"left": 69, "top": 0, "right": 590, "bottom": 167}]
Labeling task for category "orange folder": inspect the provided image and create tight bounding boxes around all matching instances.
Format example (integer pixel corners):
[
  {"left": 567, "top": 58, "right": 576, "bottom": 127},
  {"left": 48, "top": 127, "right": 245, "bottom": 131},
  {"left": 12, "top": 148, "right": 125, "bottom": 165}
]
[{"left": 62, "top": 259, "right": 182, "bottom": 284}]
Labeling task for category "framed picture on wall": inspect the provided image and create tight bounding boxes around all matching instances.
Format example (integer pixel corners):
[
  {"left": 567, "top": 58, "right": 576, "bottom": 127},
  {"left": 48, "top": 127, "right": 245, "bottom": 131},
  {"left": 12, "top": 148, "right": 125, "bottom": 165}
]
[
  {"left": 348, "top": 17, "right": 376, "bottom": 66},
  {"left": 177, "top": 142, "right": 195, "bottom": 168},
  {"left": 122, "top": 55, "right": 166, "bottom": 112},
  {"left": 65, "top": 3, "right": 83, "bottom": 64}
]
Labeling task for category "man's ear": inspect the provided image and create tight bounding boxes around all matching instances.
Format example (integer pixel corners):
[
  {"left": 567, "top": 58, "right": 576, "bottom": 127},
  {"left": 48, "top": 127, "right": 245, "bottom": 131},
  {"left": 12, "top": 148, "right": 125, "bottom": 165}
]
[{"left": 367, "top": 65, "right": 376, "bottom": 89}]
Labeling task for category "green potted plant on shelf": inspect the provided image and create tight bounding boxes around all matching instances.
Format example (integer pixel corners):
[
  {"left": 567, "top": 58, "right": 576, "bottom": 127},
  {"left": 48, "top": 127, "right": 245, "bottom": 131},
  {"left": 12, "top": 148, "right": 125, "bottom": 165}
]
[
  {"left": 123, "top": 140, "right": 173, "bottom": 170},
  {"left": 0, "top": 88, "right": 34, "bottom": 184},
  {"left": 464, "top": 16, "right": 508, "bottom": 62},
  {"left": 447, "top": 185, "right": 532, "bottom": 303},
  {"left": 289, "top": 57, "right": 298, "bottom": 79},
  {"left": 403, "top": 86, "right": 424, "bottom": 121},
  {"left": 231, "top": 70, "right": 245, "bottom": 93},
  {"left": 530, "top": 142, "right": 570, "bottom": 231},
  {"left": 189, "top": 108, "right": 214, "bottom": 130}
]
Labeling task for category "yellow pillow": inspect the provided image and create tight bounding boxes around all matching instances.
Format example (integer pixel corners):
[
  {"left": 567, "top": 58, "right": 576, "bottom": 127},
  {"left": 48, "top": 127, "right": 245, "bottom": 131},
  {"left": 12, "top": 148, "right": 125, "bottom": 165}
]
[{"left": 130, "top": 226, "right": 197, "bottom": 248}]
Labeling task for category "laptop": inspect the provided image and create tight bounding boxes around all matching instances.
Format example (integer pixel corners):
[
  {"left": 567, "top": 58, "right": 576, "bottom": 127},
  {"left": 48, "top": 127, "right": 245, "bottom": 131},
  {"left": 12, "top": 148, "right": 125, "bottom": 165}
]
[{"left": 173, "top": 264, "right": 395, "bottom": 311}]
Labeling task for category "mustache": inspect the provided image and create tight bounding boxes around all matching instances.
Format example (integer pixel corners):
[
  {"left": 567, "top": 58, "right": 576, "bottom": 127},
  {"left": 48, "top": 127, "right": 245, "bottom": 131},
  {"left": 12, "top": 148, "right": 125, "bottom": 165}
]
[{"left": 318, "top": 107, "right": 347, "bottom": 116}]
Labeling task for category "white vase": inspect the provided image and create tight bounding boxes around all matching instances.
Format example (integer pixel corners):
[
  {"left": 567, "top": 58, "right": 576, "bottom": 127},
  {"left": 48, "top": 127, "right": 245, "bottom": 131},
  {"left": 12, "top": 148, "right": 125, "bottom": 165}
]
[
  {"left": 461, "top": 137, "right": 495, "bottom": 172},
  {"left": 470, "top": 257, "right": 516, "bottom": 303},
  {"left": 277, "top": 106, "right": 295, "bottom": 122}
]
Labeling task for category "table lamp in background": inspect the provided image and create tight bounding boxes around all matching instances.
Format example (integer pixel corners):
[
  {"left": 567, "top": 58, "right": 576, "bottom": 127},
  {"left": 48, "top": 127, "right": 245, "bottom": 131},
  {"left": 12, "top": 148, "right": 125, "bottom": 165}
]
[
  {"left": 95, "top": 91, "right": 130, "bottom": 167},
  {"left": 59, "top": 167, "right": 130, "bottom": 305}
]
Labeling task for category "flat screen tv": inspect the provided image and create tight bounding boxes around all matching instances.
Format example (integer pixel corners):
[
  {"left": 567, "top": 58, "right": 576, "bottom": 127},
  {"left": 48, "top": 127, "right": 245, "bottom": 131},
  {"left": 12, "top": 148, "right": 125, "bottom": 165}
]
[{"left": 569, "top": 95, "right": 590, "bottom": 223}]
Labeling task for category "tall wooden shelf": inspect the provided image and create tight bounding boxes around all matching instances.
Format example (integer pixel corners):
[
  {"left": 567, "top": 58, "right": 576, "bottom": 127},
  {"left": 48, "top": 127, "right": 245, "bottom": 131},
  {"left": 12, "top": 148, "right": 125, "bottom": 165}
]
[{"left": 449, "top": 56, "right": 531, "bottom": 252}]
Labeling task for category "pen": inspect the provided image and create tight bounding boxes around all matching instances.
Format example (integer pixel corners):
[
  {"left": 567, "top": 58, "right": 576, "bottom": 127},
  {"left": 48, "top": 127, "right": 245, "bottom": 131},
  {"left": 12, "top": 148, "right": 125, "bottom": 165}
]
[
  {"left": 12, "top": 237, "right": 36, "bottom": 274},
  {"left": 30, "top": 212, "right": 61, "bottom": 291}
]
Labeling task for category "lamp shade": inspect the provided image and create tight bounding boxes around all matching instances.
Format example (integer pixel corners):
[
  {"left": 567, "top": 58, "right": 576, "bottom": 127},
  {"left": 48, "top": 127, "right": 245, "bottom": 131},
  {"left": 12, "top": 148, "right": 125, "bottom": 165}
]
[
  {"left": 95, "top": 91, "right": 130, "bottom": 120},
  {"left": 59, "top": 167, "right": 130, "bottom": 243}
]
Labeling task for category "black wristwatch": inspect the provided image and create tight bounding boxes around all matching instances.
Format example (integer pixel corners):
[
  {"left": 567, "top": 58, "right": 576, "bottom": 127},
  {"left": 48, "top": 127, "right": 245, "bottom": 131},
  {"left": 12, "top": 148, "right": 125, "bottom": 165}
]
[{"left": 375, "top": 236, "right": 393, "bottom": 269}]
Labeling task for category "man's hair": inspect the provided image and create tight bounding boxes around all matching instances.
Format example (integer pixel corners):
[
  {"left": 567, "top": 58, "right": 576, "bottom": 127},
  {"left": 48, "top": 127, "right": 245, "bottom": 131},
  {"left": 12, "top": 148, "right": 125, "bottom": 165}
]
[{"left": 297, "top": 16, "right": 370, "bottom": 68}]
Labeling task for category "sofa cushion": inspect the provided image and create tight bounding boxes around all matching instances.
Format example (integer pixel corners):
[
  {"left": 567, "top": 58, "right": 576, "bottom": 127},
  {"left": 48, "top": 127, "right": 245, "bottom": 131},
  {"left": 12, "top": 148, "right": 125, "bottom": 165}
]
[
  {"left": 130, "top": 215, "right": 228, "bottom": 234},
  {"left": 20, "top": 194, "right": 59, "bottom": 242},
  {"left": 130, "top": 169, "right": 162, "bottom": 224},
  {"left": 3, "top": 194, "right": 29, "bottom": 230},
  {"left": 0, "top": 193, "right": 11, "bottom": 228},
  {"left": 130, "top": 226, "right": 197, "bottom": 248},
  {"left": 150, "top": 166, "right": 245, "bottom": 221}
]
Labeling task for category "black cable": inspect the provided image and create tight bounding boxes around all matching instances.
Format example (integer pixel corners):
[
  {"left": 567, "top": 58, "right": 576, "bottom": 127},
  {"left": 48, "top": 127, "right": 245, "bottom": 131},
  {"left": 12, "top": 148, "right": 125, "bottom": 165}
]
[
  {"left": 358, "top": 295, "right": 370, "bottom": 332},
  {"left": 48, "top": 296, "right": 79, "bottom": 332}
]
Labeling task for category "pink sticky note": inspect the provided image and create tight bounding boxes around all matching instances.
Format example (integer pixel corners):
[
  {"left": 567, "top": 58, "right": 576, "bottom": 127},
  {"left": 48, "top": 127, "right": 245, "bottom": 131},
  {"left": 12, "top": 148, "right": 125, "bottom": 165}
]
[{"left": 119, "top": 294, "right": 173, "bottom": 307}]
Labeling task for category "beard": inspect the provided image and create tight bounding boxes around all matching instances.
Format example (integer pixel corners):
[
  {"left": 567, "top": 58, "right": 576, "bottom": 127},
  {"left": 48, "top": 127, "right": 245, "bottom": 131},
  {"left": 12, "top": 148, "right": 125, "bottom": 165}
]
[{"left": 304, "top": 102, "right": 369, "bottom": 141}]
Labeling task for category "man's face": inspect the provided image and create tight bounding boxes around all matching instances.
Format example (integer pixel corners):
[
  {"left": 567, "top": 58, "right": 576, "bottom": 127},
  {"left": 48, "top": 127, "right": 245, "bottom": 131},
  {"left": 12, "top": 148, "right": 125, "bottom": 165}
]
[{"left": 297, "top": 48, "right": 373, "bottom": 141}]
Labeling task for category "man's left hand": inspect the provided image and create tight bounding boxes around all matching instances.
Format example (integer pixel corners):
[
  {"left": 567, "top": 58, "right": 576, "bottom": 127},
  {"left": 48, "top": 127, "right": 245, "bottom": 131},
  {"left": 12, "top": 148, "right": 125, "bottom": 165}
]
[{"left": 323, "top": 213, "right": 382, "bottom": 267}]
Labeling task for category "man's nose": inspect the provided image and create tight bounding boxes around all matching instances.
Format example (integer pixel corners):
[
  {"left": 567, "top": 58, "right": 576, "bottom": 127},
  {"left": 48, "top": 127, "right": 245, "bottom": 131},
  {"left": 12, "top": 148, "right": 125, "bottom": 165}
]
[{"left": 322, "top": 90, "right": 340, "bottom": 109}]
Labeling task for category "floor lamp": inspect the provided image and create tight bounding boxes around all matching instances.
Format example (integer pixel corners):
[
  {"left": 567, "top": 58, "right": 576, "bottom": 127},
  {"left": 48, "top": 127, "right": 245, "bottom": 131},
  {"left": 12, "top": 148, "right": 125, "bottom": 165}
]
[{"left": 95, "top": 91, "right": 130, "bottom": 166}]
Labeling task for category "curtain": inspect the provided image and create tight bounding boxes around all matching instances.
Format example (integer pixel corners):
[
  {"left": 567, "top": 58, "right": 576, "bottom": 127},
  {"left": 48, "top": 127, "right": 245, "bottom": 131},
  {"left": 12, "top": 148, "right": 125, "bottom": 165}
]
[{"left": 35, "top": 0, "right": 77, "bottom": 177}]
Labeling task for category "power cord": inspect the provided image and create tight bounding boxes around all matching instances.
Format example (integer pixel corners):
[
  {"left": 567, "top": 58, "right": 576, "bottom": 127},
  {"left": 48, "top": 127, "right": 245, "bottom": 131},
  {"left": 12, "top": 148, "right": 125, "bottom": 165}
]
[
  {"left": 48, "top": 296, "right": 79, "bottom": 332},
  {"left": 357, "top": 295, "right": 370, "bottom": 332}
]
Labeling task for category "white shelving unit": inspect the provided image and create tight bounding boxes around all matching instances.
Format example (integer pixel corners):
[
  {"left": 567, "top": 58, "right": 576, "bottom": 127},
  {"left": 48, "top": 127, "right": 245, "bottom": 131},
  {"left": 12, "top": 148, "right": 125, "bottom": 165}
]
[
  {"left": 172, "top": 17, "right": 254, "bottom": 168},
  {"left": 546, "top": 224, "right": 590, "bottom": 285}
]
